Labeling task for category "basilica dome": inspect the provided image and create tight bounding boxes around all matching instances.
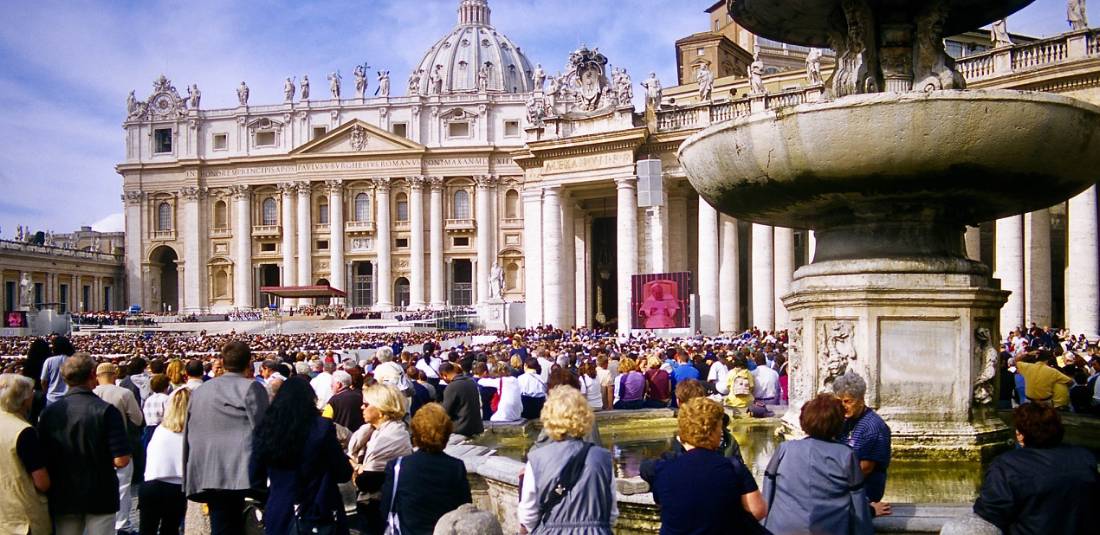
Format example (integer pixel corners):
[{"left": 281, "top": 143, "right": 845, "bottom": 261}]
[{"left": 410, "top": 0, "right": 535, "bottom": 95}]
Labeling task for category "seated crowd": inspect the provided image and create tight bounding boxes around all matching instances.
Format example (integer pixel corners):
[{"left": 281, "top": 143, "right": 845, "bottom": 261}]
[{"left": 0, "top": 323, "right": 1097, "bottom": 534}]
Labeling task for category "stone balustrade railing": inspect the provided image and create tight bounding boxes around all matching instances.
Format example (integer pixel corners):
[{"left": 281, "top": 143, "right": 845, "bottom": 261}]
[
  {"left": 956, "top": 29, "right": 1099, "bottom": 83},
  {"left": 0, "top": 239, "right": 121, "bottom": 261},
  {"left": 656, "top": 86, "right": 824, "bottom": 133}
]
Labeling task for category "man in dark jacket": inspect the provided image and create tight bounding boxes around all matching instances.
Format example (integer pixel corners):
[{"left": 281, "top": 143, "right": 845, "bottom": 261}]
[
  {"left": 323, "top": 370, "right": 364, "bottom": 433},
  {"left": 38, "top": 352, "right": 132, "bottom": 535},
  {"left": 439, "top": 362, "right": 484, "bottom": 438}
]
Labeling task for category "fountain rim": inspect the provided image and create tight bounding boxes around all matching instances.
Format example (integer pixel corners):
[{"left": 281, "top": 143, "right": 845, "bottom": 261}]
[{"left": 678, "top": 89, "right": 1100, "bottom": 161}]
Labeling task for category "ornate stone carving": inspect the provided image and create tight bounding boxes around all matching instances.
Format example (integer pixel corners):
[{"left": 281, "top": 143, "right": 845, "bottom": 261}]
[
  {"left": 284, "top": 77, "right": 296, "bottom": 102},
  {"left": 123, "top": 191, "right": 146, "bottom": 205},
  {"left": 408, "top": 69, "right": 424, "bottom": 96},
  {"left": 912, "top": 0, "right": 966, "bottom": 92},
  {"left": 533, "top": 63, "right": 546, "bottom": 92},
  {"left": 328, "top": 71, "right": 342, "bottom": 99},
  {"left": 428, "top": 176, "right": 445, "bottom": 190},
  {"left": 641, "top": 72, "right": 662, "bottom": 109},
  {"left": 475, "top": 175, "right": 499, "bottom": 188},
  {"left": 566, "top": 46, "right": 609, "bottom": 112},
  {"left": 187, "top": 84, "right": 201, "bottom": 109},
  {"left": 179, "top": 186, "right": 204, "bottom": 201},
  {"left": 972, "top": 327, "right": 998, "bottom": 405},
  {"left": 613, "top": 67, "right": 633, "bottom": 106},
  {"left": 278, "top": 182, "right": 296, "bottom": 197},
  {"left": 407, "top": 176, "right": 426, "bottom": 189},
  {"left": 300, "top": 75, "right": 311, "bottom": 100},
  {"left": 326, "top": 180, "right": 343, "bottom": 194},
  {"left": 128, "top": 75, "right": 188, "bottom": 121},
  {"left": 788, "top": 320, "right": 806, "bottom": 402},
  {"left": 806, "top": 48, "right": 824, "bottom": 85},
  {"left": 237, "top": 81, "right": 250, "bottom": 106},
  {"left": 696, "top": 63, "right": 714, "bottom": 101},
  {"left": 748, "top": 49, "right": 766, "bottom": 94},
  {"left": 377, "top": 70, "right": 390, "bottom": 97},
  {"left": 429, "top": 64, "right": 444, "bottom": 95},
  {"left": 489, "top": 262, "right": 504, "bottom": 299},
  {"left": 818, "top": 320, "right": 857, "bottom": 391},
  {"left": 354, "top": 63, "right": 369, "bottom": 98},
  {"left": 1068, "top": 0, "right": 1089, "bottom": 31},
  {"left": 349, "top": 125, "right": 368, "bottom": 151},
  {"left": 228, "top": 184, "right": 251, "bottom": 200},
  {"left": 526, "top": 93, "right": 545, "bottom": 126},
  {"left": 295, "top": 182, "right": 312, "bottom": 197},
  {"left": 991, "top": 19, "right": 1012, "bottom": 48},
  {"left": 372, "top": 177, "right": 392, "bottom": 190}
]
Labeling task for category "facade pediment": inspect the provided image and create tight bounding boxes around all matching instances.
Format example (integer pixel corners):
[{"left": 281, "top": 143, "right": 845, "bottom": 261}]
[{"left": 290, "top": 119, "right": 426, "bottom": 156}]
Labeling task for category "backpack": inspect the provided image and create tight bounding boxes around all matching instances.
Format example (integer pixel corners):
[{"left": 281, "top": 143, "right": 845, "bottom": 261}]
[{"left": 731, "top": 372, "right": 752, "bottom": 397}]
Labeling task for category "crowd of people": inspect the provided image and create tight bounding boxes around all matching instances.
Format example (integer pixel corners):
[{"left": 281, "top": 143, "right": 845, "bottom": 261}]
[
  {"left": 72, "top": 312, "right": 157, "bottom": 327},
  {"left": 0, "top": 322, "right": 1098, "bottom": 534}
]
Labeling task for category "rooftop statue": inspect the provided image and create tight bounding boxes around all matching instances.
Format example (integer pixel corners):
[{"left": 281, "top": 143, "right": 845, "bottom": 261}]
[
  {"left": 188, "top": 84, "right": 201, "bottom": 109},
  {"left": 354, "top": 63, "right": 368, "bottom": 99},
  {"left": 991, "top": 19, "right": 1013, "bottom": 48},
  {"left": 328, "top": 71, "right": 342, "bottom": 99},
  {"left": 696, "top": 63, "right": 714, "bottom": 102},
  {"left": 806, "top": 48, "right": 824, "bottom": 85},
  {"left": 284, "top": 77, "right": 295, "bottom": 103},
  {"left": 641, "top": 72, "right": 662, "bottom": 110},
  {"left": 300, "top": 75, "right": 310, "bottom": 100},
  {"left": 377, "top": 70, "right": 391, "bottom": 97},
  {"left": 1068, "top": 0, "right": 1089, "bottom": 30},
  {"left": 237, "top": 81, "right": 249, "bottom": 106}
]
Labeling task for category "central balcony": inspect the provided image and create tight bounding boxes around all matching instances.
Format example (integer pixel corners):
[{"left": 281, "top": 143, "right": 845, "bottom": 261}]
[{"left": 445, "top": 218, "right": 476, "bottom": 234}]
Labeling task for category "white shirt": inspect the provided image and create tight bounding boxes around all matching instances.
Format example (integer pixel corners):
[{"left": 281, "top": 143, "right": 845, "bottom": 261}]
[
  {"left": 708, "top": 361, "right": 730, "bottom": 395},
  {"left": 536, "top": 356, "right": 553, "bottom": 385},
  {"left": 311, "top": 372, "right": 334, "bottom": 409},
  {"left": 143, "top": 392, "right": 169, "bottom": 426},
  {"left": 483, "top": 376, "right": 523, "bottom": 422},
  {"left": 416, "top": 356, "right": 441, "bottom": 379},
  {"left": 751, "top": 365, "right": 781, "bottom": 401},
  {"left": 517, "top": 371, "right": 547, "bottom": 398},
  {"left": 580, "top": 374, "right": 603, "bottom": 409},
  {"left": 145, "top": 425, "right": 184, "bottom": 485}
]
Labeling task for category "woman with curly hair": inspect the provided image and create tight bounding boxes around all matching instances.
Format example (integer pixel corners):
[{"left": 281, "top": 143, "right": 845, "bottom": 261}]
[
  {"left": 251, "top": 377, "right": 352, "bottom": 535},
  {"left": 518, "top": 386, "right": 617, "bottom": 534}
]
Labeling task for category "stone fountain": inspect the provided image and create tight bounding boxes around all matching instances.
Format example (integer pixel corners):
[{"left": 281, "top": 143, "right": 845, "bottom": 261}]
[{"left": 680, "top": 0, "right": 1100, "bottom": 460}]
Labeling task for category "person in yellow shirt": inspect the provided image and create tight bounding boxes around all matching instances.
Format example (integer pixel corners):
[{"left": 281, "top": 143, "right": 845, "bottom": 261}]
[
  {"left": 1015, "top": 351, "right": 1074, "bottom": 409},
  {"left": 725, "top": 356, "right": 755, "bottom": 411}
]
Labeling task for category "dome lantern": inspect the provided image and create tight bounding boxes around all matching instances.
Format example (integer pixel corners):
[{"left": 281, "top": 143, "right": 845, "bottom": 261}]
[{"left": 458, "top": 0, "right": 491, "bottom": 26}]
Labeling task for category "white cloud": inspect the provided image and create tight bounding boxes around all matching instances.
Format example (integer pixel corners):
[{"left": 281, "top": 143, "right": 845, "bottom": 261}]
[{"left": 92, "top": 212, "right": 125, "bottom": 233}]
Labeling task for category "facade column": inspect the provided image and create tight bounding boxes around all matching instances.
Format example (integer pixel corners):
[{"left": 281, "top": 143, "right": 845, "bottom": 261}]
[
  {"left": 475, "top": 175, "right": 497, "bottom": 305},
  {"left": 719, "top": 214, "right": 740, "bottom": 332},
  {"left": 72, "top": 275, "right": 80, "bottom": 312},
  {"left": 279, "top": 183, "right": 297, "bottom": 308},
  {"left": 1067, "top": 186, "right": 1100, "bottom": 338},
  {"left": 542, "top": 185, "right": 565, "bottom": 328},
  {"left": 429, "top": 177, "right": 445, "bottom": 309},
  {"left": 668, "top": 194, "right": 690, "bottom": 273},
  {"left": 773, "top": 227, "right": 796, "bottom": 331},
  {"left": 616, "top": 177, "right": 639, "bottom": 335},
  {"left": 575, "top": 213, "right": 590, "bottom": 327},
  {"left": 123, "top": 192, "right": 144, "bottom": 308},
  {"left": 698, "top": 197, "right": 720, "bottom": 335},
  {"left": 374, "top": 178, "right": 394, "bottom": 310},
  {"left": 295, "top": 183, "right": 313, "bottom": 296},
  {"left": 522, "top": 188, "right": 543, "bottom": 326},
  {"left": 180, "top": 187, "right": 203, "bottom": 313},
  {"left": 807, "top": 230, "right": 817, "bottom": 264},
  {"left": 408, "top": 176, "right": 426, "bottom": 309},
  {"left": 964, "top": 226, "right": 981, "bottom": 261},
  {"left": 1024, "top": 209, "right": 1052, "bottom": 326},
  {"left": 646, "top": 205, "right": 669, "bottom": 273},
  {"left": 562, "top": 195, "right": 577, "bottom": 328},
  {"left": 995, "top": 215, "right": 1025, "bottom": 335},
  {"left": 328, "top": 181, "right": 346, "bottom": 300},
  {"left": 751, "top": 224, "right": 775, "bottom": 332},
  {"left": 232, "top": 185, "right": 254, "bottom": 308}
]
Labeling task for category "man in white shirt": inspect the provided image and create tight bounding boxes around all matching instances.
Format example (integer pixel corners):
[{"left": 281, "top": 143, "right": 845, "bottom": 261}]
[
  {"left": 708, "top": 356, "right": 730, "bottom": 395},
  {"left": 535, "top": 348, "right": 553, "bottom": 385},
  {"left": 750, "top": 354, "right": 781, "bottom": 404},
  {"left": 93, "top": 362, "right": 143, "bottom": 534},
  {"left": 183, "top": 359, "right": 206, "bottom": 390},
  {"left": 310, "top": 360, "right": 336, "bottom": 409}
]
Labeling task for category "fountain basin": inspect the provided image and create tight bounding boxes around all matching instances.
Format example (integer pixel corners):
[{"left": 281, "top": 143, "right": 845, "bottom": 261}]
[{"left": 679, "top": 90, "right": 1100, "bottom": 231}]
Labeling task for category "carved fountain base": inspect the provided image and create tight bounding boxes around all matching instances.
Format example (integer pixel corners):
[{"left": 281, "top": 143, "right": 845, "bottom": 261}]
[{"left": 781, "top": 256, "right": 1011, "bottom": 461}]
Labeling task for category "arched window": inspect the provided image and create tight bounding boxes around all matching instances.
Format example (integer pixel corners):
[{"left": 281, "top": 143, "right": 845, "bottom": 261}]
[
  {"left": 504, "top": 189, "right": 519, "bottom": 219},
  {"left": 261, "top": 197, "right": 277, "bottom": 226},
  {"left": 213, "top": 269, "right": 228, "bottom": 297},
  {"left": 453, "top": 189, "right": 470, "bottom": 219},
  {"left": 213, "top": 200, "right": 227, "bottom": 230},
  {"left": 318, "top": 196, "right": 329, "bottom": 225},
  {"left": 157, "top": 202, "right": 172, "bottom": 231},
  {"left": 355, "top": 193, "right": 371, "bottom": 222},
  {"left": 396, "top": 192, "right": 409, "bottom": 222},
  {"left": 505, "top": 262, "right": 520, "bottom": 290}
]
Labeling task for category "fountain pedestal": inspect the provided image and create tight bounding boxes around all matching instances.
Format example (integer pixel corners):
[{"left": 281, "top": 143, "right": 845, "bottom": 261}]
[{"left": 783, "top": 257, "right": 1010, "bottom": 461}]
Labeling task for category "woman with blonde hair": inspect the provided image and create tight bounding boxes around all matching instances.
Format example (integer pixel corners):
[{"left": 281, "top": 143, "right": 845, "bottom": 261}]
[
  {"left": 140, "top": 387, "right": 192, "bottom": 535},
  {"left": 518, "top": 386, "right": 617, "bottom": 534},
  {"left": 613, "top": 357, "right": 646, "bottom": 410},
  {"left": 165, "top": 359, "right": 185, "bottom": 392},
  {"left": 0, "top": 373, "right": 50, "bottom": 535},
  {"left": 348, "top": 383, "right": 413, "bottom": 534}
]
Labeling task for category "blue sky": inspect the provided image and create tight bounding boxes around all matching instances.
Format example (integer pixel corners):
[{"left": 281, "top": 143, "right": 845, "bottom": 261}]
[{"left": 0, "top": 0, "right": 1079, "bottom": 236}]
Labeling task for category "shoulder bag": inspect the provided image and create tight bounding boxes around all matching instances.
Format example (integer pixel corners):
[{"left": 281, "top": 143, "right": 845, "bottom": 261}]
[
  {"left": 537, "top": 442, "right": 594, "bottom": 528},
  {"left": 384, "top": 458, "right": 404, "bottom": 535}
]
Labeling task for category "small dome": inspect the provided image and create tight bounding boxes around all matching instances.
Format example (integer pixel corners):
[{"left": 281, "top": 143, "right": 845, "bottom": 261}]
[{"left": 410, "top": 0, "right": 535, "bottom": 95}]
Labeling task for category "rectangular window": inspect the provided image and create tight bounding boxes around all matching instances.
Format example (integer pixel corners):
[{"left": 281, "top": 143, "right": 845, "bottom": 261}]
[
  {"left": 395, "top": 238, "right": 409, "bottom": 249},
  {"left": 260, "top": 243, "right": 276, "bottom": 252},
  {"left": 504, "top": 120, "right": 520, "bottom": 137},
  {"left": 255, "top": 131, "right": 276, "bottom": 146},
  {"left": 697, "top": 48, "right": 706, "bottom": 56},
  {"left": 154, "top": 128, "right": 173, "bottom": 153},
  {"left": 448, "top": 122, "right": 470, "bottom": 138},
  {"left": 319, "top": 204, "right": 329, "bottom": 225},
  {"left": 453, "top": 237, "right": 470, "bottom": 247},
  {"left": 317, "top": 240, "right": 329, "bottom": 251},
  {"left": 312, "top": 126, "right": 328, "bottom": 140},
  {"left": 392, "top": 123, "right": 408, "bottom": 138},
  {"left": 212, "top": 133, "right": 228, "bottom": 150}
]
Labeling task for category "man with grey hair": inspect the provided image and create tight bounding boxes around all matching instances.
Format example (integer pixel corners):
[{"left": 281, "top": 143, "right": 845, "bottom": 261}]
[
  {"left": 433, "top": 503, "right": 504, "bottom": 535},
  {"left": 323, "top": 370, "right": 364, "bottom": 432},
  {"left": 833, "top": 371, "right": 892, "bottom": 517},
  {"left": 0, "top": 373, "right": 50, "bottom": 534},
  {"left": 38, "top": 353, "right": 132, "bottom": 535},
  {"left": 311, "top": 360, "right": 336, "bottom": 409}
]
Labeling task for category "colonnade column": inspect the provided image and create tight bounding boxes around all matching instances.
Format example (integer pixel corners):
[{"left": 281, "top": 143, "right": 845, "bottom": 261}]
[
  {"left": 1024, "top": 208, "right": 1051, "bottom": 327},
  {"left": 807, "top": 230, "right": 817, "bottom": 264},
  {"left": 522, "top": 188, "right": 543, "bottom": 327},
  {"left": 279, "top": 183, "right": 297, "bottom": 309},
  {"left": 180, "top": 187, "right": 203, "bottom": 313},
  {"left": 995, "top": 215, "right": 1025, "bottom": 335},
  {"left": 232, "top": 185, "right": 254, "bottom": 308},
  {"left": 698, "top": 197, "right": 720, "bottom": 335},
  {"left": 328, "top": 181, "right": 346, "bottom": 301},
  {"left": 428, "top": 177, "right": 445, "bottom": 309},
  {"left": 616, "top": 177, "right": 639, "bottom": 335},
  {"left": 541, "top": 185, "right": 565, "bottom": 328},
  {"left": 296, "top": 183, "right": 313, "bottom": 301},
  {"left": 751, "top": 223, "right": 775, "bottom": 332},
  {"left": 667, "top": 194, "right": 689, "bottom": 273},
  {"left": 719, "top": 214, "right": 740, "bottom": 332},
  {"left": 561, "top": 194, "right": 576, "bottom": 328},
  {"left": 1067, "top": 186, "right": 1100, "bottom": 338},
  {"left": 122, "top": 191, "right": 144, "bottom": 308},
  {"left": 773, "top": 227, "right": 796, "bottom": 331},
  {"left": 475, "top": 175, "right": 497, "bottom": 305},
  {"left": 408, "top": 176, "right": 426, "bottom": 310},
  {"left": 374, "top": 178, "right": 394, "bottom": 310},
  {"left": 646, "top": 205, "right": 668, "bottom": 273}
]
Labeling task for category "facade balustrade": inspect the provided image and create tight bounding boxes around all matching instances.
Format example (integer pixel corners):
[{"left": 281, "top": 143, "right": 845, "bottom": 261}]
[
  {"left": 445, "top": 218, "right": 476, "bottom": 232},
  {"left": 251, "top": 225, "right": 280, "bottom": 237},
  {"left": 151, "top": 229, "right": 176, "bottom": 240}
]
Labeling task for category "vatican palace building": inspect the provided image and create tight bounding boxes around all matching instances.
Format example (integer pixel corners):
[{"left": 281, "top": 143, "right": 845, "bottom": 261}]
[{"left": 116, "top": 0, "right": 1100, "bottom": 338}]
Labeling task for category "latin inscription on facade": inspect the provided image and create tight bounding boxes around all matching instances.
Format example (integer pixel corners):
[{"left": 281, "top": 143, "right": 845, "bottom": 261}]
[{"left": 542, "top": 152, "right": 633, "bottom": 174}]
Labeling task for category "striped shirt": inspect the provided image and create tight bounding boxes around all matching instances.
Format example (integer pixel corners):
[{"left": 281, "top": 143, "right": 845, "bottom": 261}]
[{"left": 841, "top": 407, "right": 891, "bottom": 502}]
